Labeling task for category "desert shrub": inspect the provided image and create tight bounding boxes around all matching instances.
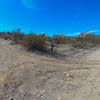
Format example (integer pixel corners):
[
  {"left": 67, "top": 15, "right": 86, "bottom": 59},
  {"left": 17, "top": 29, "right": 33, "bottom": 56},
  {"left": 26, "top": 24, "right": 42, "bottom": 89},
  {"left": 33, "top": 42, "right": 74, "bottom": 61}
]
[
  {"left": 4, "top": 35, "right": 11, "bottom": 40},
  {"left": 53, "top": 34, "right": 63, "bottom": 44},
  {"left": 39, "top": 33, "right": 46, "bottom": 37},
  {"left": 72, "top": 33, "right": 97, "bottom": 48},
  {"left": 11, "top": 31, "right": 19, "bottom": 43},
  {"left": 53, "top": 34, "right": 70, "bottom": 44},
  {"left": 11, "top": 30, "right": 24, "bottom": 43},
  {"left": 22, "top": 34, "right": 46, "bottom": 51}
]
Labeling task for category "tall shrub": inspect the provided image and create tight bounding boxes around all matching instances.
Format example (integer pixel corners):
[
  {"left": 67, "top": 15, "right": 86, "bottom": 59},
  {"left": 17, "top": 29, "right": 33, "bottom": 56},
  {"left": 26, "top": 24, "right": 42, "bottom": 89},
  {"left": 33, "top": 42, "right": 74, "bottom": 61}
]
[{"left": 22, "top": 34, "right": 46, "bottom": 51}]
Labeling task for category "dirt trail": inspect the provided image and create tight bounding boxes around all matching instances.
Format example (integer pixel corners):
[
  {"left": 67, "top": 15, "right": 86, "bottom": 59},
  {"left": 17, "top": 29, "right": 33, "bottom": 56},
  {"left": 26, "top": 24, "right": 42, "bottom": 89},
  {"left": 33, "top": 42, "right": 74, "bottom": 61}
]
[{"left": 0, "top": 39, "right": 100, "bottom": 100}]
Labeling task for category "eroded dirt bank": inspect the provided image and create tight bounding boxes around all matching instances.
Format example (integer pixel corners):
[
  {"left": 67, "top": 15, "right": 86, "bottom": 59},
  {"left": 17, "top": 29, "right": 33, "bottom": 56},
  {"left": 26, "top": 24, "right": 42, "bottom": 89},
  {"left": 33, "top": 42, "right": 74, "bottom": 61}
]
[{"left": 0, "top": 39, "right": 100, "bottom": 100}]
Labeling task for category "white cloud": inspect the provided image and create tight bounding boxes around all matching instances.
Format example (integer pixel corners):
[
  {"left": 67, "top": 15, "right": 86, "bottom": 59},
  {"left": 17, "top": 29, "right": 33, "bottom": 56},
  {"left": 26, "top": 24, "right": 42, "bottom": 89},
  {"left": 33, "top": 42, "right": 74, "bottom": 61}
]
[
  {"left": 88, "top": 30, "right": 100, "bottom": 33},
  {"left": 67, "top": 32, "right": 80, "bottom": 36},
  {"left": 67, "top": 30, "right": 100, "bottom": 36}
]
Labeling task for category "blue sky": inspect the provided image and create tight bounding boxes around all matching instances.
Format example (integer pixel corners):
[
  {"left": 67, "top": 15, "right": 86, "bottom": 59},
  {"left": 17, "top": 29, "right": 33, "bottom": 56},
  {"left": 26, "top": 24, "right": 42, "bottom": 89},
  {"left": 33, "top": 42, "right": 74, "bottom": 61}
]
[{"left": 0, "top": 0, "right": 100, "bottom": 36}]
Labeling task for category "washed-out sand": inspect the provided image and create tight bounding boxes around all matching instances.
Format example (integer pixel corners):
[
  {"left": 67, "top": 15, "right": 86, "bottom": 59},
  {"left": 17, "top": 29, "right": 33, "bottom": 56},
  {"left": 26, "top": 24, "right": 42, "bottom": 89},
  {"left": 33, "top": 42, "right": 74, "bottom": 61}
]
[{"left": 0, "top": 39, "right": 100, "bottom": 100}]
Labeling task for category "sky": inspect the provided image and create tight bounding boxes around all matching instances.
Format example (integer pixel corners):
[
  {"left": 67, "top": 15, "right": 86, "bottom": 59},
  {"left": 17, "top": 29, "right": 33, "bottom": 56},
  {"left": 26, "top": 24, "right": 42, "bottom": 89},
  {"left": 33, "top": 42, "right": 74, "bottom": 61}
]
[{"left": 0, "top": 0, "right": 100, "bottom": 36}]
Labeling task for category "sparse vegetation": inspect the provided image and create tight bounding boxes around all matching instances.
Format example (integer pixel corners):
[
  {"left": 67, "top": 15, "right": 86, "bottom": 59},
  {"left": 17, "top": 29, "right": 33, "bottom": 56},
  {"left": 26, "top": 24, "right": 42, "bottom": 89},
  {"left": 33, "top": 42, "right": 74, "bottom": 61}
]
[
  {"left": 22, "top": 34, "right": 46, "bottom": 51},
  {"left": 71, "top": 32, "right": 99, "bottom": 49},
  {"left": 4, "top": 35, "right": 11, "bottom": 40},
  {"left": 1, "top": 30, "right": 100, "bottom": 51},
  {"left": 53, "top": 34, "right": 70, "bottom": 44},
  {"left": 11, "top": 29, "right": 24, "bottom": 43}
]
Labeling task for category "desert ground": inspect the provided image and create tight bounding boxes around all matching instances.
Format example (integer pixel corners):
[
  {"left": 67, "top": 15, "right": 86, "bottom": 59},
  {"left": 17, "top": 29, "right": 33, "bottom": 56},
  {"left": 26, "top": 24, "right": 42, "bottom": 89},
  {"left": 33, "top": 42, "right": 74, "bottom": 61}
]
[{"left": 0, "top": 39, "right": 100, "bottom": 100}]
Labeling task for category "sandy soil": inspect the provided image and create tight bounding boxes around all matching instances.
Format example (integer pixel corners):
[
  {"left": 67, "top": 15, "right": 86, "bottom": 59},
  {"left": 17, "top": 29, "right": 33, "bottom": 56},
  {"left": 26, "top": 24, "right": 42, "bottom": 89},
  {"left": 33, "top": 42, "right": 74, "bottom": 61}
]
[{"left": 0, "top": 39, "right": 100, "bottom": 100}]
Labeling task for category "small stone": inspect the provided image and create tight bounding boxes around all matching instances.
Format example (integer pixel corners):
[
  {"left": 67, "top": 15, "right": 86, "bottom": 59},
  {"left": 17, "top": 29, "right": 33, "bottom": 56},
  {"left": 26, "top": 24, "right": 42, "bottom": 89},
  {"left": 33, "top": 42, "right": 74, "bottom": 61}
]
[{"left": 10, "top": 98, "right": 13, "bottom": 100}]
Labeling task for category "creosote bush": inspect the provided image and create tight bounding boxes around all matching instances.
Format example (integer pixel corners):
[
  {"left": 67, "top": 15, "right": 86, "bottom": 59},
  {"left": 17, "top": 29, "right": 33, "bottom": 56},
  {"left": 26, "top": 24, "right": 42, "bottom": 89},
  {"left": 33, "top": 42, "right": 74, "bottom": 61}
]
[
  {"left": 11, "top": 31, "right": 21, "bottom": 43},
  {"left": 22, "top": 34, "right": 46, "bottom": 51},
  {"left": 1, "top": 30, "right": 100, "bottom": 51},
  {"left": 11, "top": 29, "right": 24, "bottom": 43},
  {"left": 53, "top": 34, "right": 70, "bottom": 44},
  {"left": 4, "top": 35, "right": 11, "bottom": 40}
]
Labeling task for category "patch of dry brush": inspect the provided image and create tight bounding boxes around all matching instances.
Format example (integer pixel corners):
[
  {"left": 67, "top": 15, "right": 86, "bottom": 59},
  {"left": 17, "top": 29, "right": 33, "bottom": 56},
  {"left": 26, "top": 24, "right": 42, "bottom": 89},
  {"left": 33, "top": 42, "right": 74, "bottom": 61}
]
[{"left": 1, "top": 30, "right": 100, "bottom": 51}]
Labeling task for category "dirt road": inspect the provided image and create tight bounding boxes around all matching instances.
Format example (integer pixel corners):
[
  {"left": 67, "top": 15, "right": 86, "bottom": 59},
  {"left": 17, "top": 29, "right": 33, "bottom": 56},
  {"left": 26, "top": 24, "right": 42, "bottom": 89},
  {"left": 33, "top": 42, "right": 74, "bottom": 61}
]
[{"left": 0, "top": 39, "right": 100, "bottom": 100}]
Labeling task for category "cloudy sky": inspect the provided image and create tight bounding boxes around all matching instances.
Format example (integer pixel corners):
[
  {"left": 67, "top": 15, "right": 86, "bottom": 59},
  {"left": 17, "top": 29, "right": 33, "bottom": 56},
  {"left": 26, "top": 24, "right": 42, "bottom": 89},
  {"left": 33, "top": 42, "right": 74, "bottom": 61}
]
[{"left": 0, "top": 0, "right": 100, "bottom": 36}]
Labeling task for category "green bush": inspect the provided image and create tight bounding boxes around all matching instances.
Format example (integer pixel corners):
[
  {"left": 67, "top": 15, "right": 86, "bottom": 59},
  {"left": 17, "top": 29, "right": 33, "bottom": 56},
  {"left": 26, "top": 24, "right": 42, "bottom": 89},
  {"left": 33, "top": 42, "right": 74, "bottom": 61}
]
[{"left": 22, "top": 34, "right": 46, "bottom": 51}]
